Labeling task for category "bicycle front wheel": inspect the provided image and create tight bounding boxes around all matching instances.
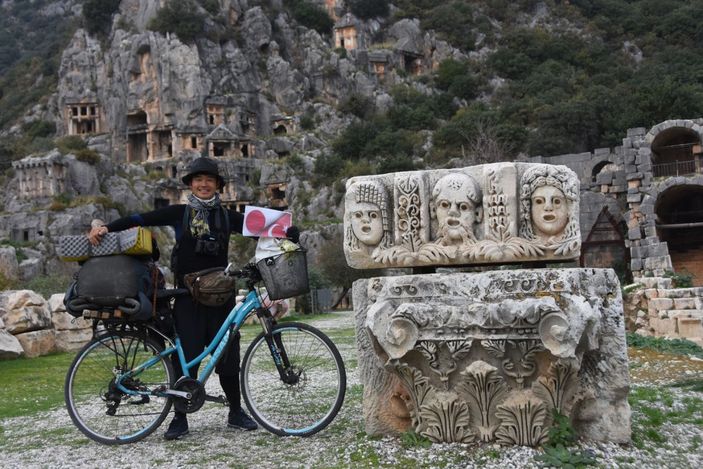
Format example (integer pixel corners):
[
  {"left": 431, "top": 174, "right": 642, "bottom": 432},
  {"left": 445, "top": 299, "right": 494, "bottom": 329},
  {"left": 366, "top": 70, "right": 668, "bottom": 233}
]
[
  {"left": 241, "top": 322, "right": 346, "bottom": 436},
  {"left": 65, "top": 330, "right": 174, "bottom": 445}
]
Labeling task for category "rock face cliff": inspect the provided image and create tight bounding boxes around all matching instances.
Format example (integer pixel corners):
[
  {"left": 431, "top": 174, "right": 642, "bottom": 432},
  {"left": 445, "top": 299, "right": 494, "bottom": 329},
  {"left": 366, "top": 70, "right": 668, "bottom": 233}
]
[{"left": 1, "top": 0, "right": 464, "bottom": 286}]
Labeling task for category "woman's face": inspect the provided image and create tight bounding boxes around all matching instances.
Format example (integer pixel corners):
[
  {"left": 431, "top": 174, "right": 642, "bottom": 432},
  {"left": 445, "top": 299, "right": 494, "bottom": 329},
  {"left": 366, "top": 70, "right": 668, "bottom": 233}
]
[
  {"left": 531, "top": 185, "right": 569, "bottom": 237},
  {"left": 350, "top": 201, "right": 384, "bottom": 246},
  {"left": 190, "top": 174, "right": 218, "bottom": 199}
]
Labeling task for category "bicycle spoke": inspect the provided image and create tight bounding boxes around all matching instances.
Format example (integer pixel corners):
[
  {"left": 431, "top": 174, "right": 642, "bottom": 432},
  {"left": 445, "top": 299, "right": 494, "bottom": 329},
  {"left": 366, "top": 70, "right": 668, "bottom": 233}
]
[
  {"left": 241, "top": 322, "right": 346, "bottom": 436},
  {"left": 65, "top": 331, "right": 173, "bottom": 445}
]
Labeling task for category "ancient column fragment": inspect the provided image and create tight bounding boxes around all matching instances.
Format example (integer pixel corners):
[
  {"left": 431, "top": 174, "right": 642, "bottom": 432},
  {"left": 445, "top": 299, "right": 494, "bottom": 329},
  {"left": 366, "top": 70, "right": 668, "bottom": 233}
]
[
  {"left": 354, "top": 269, "right": 631, "bottom": 445},
  {"left": 349, "top": 163, "right": 630, "bottom": 446}
]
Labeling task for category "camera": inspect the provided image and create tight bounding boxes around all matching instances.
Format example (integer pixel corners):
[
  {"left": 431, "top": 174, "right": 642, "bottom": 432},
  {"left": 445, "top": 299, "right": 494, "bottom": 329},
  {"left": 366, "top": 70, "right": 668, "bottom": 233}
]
[{"left": 195, "top": 234, "right": 220, "bottom": 256}]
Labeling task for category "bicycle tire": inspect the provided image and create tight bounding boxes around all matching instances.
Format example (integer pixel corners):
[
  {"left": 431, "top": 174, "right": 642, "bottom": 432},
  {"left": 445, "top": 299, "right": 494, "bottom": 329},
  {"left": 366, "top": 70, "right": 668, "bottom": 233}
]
[
  {"left": 241, "top": 322, "right": 346, "bottom": 437},
  {"left": 65, "top": 330, "right": 174, "bottom": 445}
]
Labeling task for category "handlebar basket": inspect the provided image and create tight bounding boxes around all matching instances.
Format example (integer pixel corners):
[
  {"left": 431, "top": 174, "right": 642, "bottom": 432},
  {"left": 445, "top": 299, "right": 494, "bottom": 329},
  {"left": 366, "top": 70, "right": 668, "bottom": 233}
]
[{"left": 256, "top": 249, "right": 310, "bottom": 300}]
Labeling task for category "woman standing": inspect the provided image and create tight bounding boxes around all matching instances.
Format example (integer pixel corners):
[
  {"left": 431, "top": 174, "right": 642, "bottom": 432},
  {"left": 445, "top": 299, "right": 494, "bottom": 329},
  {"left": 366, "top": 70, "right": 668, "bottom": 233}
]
[{"left": 89, "top": 157, "right": 295, "bottom": 439}]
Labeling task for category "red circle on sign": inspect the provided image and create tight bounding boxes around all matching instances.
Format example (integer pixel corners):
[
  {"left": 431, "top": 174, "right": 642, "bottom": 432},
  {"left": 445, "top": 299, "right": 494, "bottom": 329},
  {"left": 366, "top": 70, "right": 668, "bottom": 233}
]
[
  {"left": 270, "top": 223, "right": 287, "bottom": 238},
  {"left": 245, "top": 209, "right": 266, "bottom": 235}
]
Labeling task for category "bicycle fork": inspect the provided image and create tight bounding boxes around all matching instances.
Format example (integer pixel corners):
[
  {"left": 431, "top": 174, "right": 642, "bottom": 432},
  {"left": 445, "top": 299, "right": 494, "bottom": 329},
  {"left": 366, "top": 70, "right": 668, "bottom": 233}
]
[{"left": 256, "top": 307, "right": 299, "bottom": 385}]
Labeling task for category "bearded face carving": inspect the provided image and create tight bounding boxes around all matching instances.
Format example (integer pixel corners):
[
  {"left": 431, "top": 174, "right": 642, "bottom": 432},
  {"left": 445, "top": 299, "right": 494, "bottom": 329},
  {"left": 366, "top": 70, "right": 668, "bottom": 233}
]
[{"left": 432, "top": 173, "right": 483, "bottom": 245}]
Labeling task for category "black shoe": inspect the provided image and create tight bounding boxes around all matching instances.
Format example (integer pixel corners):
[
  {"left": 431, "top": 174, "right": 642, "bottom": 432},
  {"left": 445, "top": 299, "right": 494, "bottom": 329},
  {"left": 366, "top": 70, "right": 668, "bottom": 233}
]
[
  {"left": 227, "top": 409, "right": 258, "bottom": 431},
  {"left": 164, "top": 413, "right": 189, "bottom": 440}
]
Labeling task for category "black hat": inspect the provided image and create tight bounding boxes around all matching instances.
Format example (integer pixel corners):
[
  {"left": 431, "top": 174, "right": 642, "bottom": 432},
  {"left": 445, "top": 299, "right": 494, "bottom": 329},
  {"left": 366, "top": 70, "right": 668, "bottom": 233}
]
[{"left": 182, "top": 157, "right": 225, "bottom": 189}]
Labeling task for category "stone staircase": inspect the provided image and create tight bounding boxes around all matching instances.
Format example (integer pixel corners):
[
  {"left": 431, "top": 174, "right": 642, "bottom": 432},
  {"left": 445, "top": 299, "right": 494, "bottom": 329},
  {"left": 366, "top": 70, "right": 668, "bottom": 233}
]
[{"left": 636, "top": 277, "right": 703, "bottom": 346}]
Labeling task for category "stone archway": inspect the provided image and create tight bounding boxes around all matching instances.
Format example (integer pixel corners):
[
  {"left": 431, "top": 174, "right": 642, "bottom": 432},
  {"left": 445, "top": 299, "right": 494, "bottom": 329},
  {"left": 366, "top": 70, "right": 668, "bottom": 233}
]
[
  {"left": 656, "top": 184, "right": 703, "bottom": 285},
  {"left": 645, "top": 121, "right": 703, "bottom": 178}
]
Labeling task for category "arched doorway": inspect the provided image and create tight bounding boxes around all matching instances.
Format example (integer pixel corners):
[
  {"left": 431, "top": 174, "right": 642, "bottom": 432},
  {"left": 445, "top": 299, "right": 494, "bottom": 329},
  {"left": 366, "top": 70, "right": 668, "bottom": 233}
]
[
  {"left": 651, "top": 127, "right": 701, "bottom": 177},
  {"left": 656, "top": 185, "right": 703, "bottom": 285}
]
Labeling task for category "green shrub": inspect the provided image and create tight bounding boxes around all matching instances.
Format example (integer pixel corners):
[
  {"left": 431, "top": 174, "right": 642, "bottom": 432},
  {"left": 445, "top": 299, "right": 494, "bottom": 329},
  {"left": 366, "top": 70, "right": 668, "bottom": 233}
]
[
  {"left": 49, "top": 193, "right": 72, "bottom": 211},
  {"left": 75, "top": 148, "right": 100, "bottom": 165},
  {"left": 663, "top": 269, "right": 694, "bottom": 288},
  {"left": 22, "top": 120, "right": 55, "bottom": 139},
  {"left": 82, "top": 0, "right": 121, "bottom": 37},
  {"left": 314, "top": 153, "right": 344, "bottom": 180},
  {"left": 348, "top": 0, "right": 390, "bottom": 19},
  {"left": 289, "top": 1, "right": 333, "bottom": 35},
  {"left": 25, "top": 274, "right": 72, "bottom": 298},
  {"left": 338, "top": 93, "right": 374, "bottom": 119},
  {"left": 149, "top": 0, "right": 205, "bottom": 43},
  {"left": 198, "top": 0, "right": 220, "bottom": 16},
  {"left": 400, "top": 431, "right": 432, "bottom": 449},
  {"left": 626, "top": 332, "right": 703, "bottom": 359},
  {"left": 299, "top": 111, "right": 315, "bottom": 131},
  {"left": 332, "top": 121, "right": 378, "bottom": 160},
  {"left": 55, "top": 135, "right": 87, "bottom": 155},
  {"left": 377, "top": 153, "right": 415, "bottom": 173}
]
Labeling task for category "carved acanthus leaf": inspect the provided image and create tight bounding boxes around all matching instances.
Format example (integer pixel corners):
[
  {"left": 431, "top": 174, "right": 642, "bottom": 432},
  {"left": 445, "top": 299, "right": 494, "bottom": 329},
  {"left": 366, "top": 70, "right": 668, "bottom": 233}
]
[
  {"left": 495, "top": 395, "right": 549, "bottom": 446},
  {"left": 419, "top": 400, "right": 475, "bottom": 444}
]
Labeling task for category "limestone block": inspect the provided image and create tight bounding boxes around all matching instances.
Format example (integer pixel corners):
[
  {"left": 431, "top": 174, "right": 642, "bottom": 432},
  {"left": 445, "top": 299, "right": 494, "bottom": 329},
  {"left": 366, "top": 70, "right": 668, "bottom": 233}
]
[
  {"left": 649, "top": 317, "right": 677, "bottom": 335},
  {"left": 55, "top": 328, "right": 93, "bottom": 352},
  {"left": 673, "top": 298, "right": 697, "bottom": 310},
  {"left": 0, "top": 246, "right": 19, "bottom": 281},
  {"left": 354, "top": 268, "right": 630, "bottom": 445},
  {"left": 19, "top": 258, "right": 42, "bottom": 281},
  {"left": 0, "top": 290, "right": 52, "bottom": 334},
  {"left": 52, "top": 311, "right": 92, "bottom": 331},
  {"left": 649, "top": 298, "right": 673, "bottom": 311},
  {"left": 0, "top": 329, "right": 24, "bottom": 359},
  {"left": 678, "top": 318, "right": 703, "bottom": 339},
  {"left": 15, "top": 329, "right": 56, "bottom": 358},
  {"left": 344, "top": 163, "right": 580, "bottom": 269},
  {"left": 644, "top": 288, "right": 658, "bottom": 299},
  {"left": 669, "top": 310, "right": 703, "bottom": 320}
]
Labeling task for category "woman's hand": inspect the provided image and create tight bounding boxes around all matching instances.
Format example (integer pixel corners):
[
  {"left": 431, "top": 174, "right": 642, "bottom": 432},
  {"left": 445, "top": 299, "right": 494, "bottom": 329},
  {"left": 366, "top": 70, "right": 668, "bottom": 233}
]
[{"left": 88, "top": 225, "right": 108, "bottom": 246}]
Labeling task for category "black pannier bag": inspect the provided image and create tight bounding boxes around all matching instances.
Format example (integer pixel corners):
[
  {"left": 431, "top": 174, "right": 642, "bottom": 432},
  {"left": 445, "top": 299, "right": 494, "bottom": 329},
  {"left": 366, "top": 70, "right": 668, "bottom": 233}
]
[{"left": 64, "top": 255, "right": 156, "bottom": 321}]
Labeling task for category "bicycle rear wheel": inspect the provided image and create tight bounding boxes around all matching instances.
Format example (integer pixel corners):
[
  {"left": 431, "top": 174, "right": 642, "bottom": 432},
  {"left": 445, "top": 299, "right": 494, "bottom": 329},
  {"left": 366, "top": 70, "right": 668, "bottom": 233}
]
[
  {"left": 241, "top": 322, "right": 346, "bottom": 436},
  {"left": 65, "top": 329, "right": 174, "bottom": 445}
]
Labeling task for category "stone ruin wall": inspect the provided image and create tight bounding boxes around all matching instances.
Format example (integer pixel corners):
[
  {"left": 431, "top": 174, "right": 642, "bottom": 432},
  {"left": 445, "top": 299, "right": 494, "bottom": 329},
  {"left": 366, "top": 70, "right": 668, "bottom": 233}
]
[
  {"left": 347, "top": 163, "right": 631, "bottom": 446},
  {"left": 530, "top": 119, "right": 703, "bottom": 345}
]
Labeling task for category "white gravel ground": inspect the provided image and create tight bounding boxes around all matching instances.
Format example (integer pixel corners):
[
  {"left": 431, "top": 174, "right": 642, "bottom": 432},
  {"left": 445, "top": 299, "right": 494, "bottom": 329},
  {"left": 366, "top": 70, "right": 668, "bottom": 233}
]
[{"left": 1, "top": 311, "right": 701, "bottom": 468}]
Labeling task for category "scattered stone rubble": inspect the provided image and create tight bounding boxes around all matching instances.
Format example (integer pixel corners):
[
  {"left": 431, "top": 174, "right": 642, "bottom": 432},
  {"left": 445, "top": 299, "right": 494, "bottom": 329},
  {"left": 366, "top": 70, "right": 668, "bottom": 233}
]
[{"left": 0, "top": 290, "right": 91, "bottom": 359}]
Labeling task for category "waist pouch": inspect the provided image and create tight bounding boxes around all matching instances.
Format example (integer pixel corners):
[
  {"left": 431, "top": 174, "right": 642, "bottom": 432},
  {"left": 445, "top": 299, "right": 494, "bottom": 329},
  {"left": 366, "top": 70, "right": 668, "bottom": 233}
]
[{"left": 183, "top": 267, "right": 237, "bottom": 307}]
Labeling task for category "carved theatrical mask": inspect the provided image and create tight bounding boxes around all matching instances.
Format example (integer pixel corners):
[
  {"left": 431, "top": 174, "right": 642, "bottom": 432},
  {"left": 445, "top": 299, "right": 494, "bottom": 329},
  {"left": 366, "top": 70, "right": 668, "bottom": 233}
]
[
  {"left": 530, "top": 185, "right": 568, "bottom": 238},
  {"left": 432, "top": 173, "right": 483, "bottom": 245},
  {"left": 350, "top": 201, "right": 385, "bottom": 246}
]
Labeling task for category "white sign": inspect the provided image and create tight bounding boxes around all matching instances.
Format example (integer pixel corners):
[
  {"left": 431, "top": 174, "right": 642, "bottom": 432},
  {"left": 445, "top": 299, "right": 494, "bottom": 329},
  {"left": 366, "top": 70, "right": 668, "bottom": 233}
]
[{"left": 242, "top": 206, "right": 292, "bottom": 238}]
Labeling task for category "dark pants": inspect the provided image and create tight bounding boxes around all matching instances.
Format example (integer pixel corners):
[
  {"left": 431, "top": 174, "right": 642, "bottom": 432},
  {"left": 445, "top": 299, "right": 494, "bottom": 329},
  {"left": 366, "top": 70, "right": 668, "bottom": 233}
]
[{"left": 172, "top": 295, "right": 242, "bottom": 411}]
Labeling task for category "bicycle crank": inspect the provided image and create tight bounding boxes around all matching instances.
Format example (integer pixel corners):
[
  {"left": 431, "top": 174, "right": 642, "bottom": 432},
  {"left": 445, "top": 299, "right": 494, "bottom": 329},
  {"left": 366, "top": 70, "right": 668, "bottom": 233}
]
[{"left": 172, "top": 377, "right": 206, "bottom": 413}]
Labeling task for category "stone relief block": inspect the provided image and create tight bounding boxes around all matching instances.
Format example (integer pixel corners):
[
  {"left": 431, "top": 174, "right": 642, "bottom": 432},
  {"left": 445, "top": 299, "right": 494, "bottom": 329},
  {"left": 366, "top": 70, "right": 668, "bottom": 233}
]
[
  {"left": 353, "top": 268, "right": 631, "bottom": 445},
  {"left": 344, "top": 163, "right": 581, "bottom": 269}
]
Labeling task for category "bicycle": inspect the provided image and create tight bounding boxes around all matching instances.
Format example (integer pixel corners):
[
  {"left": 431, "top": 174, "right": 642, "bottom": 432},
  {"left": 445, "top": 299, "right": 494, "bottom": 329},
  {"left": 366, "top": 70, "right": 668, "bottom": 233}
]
[{"left": 64, "top": 253, "right": 347, "bottom": 445}]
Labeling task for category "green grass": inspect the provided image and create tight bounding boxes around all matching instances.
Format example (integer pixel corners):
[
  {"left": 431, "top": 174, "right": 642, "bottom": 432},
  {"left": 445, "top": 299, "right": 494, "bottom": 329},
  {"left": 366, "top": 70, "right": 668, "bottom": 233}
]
[
  {"left": 628, "top": 385, "right": 703, "bottom": 450},
  {"left": 627, "top": 332, "right": 703, "bottom": 358},
  {"left": 0, "top": 352, "right": 74, "bottom": 418}
]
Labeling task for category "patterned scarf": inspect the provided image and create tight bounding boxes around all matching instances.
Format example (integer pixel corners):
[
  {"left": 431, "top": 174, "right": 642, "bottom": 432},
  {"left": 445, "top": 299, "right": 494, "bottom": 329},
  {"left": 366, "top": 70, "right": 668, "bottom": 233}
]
[{"left": 187, "top": 193, "right": 221, "bottom": 238}]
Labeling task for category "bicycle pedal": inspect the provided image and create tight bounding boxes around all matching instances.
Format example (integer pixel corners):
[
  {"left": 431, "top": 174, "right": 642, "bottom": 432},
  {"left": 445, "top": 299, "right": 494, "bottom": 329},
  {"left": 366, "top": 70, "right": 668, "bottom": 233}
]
[{"left": 204, "top": 394, "right": 228, "bottom": 405}]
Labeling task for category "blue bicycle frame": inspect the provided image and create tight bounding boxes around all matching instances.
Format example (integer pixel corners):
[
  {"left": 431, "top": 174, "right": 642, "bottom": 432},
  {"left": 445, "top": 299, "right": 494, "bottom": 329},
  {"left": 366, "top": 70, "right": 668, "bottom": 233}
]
[{"left": 115, "top": 289, "right": 263, "bottom": 396}]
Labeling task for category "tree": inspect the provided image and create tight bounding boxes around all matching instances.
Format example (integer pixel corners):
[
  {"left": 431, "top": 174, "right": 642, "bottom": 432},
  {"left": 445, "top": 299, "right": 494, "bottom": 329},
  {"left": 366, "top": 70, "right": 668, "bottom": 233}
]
[
  {"left": 83, "top": 0, "right": 121, "bottom": 37},
  {"left": 349, "top": 0, "right": 390, "bottom": 19},
  {"left": 149, "top": 0, "right": 205, "bottom": 43}
]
